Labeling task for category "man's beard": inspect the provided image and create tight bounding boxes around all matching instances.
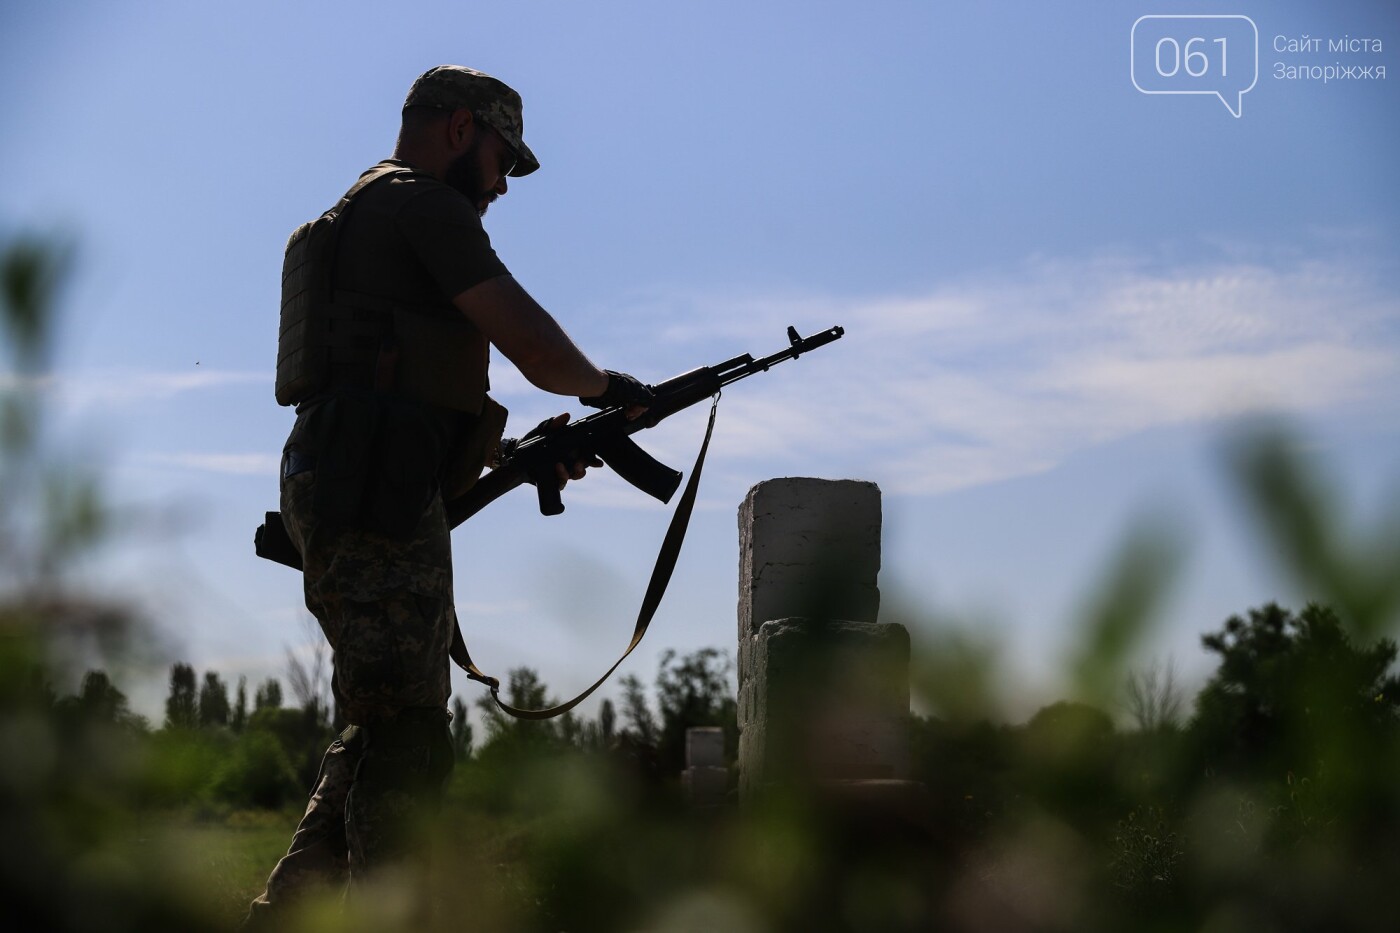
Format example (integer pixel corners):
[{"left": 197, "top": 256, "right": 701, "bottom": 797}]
[{"left": 444, "top": 139, "right": 495, "bottom": 216}]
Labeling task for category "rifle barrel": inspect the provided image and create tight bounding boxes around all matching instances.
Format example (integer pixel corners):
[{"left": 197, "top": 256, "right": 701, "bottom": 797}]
[{"left": 719, "top": 325, "right": 844, "bottom": 387}]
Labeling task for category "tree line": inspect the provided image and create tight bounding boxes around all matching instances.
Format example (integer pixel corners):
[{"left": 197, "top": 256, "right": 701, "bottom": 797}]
[
  {"left": 52, "top": 599, "right": 1398, "bottom": 830},
  {"left": 48, "top": 645, "right": 739, "bottom": 811},
  {"left": 905, "top": 600, "right": 1399, "bottom": 912}
]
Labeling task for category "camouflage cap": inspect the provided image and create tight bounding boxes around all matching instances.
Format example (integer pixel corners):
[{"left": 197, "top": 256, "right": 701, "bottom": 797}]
[{"left": 403, "top": 65, "right": 540, "bottom": 177}]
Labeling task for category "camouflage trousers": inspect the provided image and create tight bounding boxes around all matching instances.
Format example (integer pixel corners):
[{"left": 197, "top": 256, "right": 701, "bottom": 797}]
[{"left": 245, "top": 467, "right": 457, "bottom": 923}]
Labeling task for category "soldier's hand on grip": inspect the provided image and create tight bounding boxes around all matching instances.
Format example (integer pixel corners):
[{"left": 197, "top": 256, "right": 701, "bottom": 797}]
[{"left": 501, "top": 413, "right": 601, "bottom": 489}]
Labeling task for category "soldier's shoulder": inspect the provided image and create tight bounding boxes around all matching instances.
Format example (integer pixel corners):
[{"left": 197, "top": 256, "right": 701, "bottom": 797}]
[
  {"left": 361, "top": 161, "right": 471, "bottom": 216},
  {"left": 372, "top": 160, "right": 444, "bottom": 194}
]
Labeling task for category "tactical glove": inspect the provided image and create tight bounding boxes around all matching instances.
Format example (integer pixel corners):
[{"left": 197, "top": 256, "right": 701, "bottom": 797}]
[{"left": 579, "top": 370, "right": 654, "bottom": 410}]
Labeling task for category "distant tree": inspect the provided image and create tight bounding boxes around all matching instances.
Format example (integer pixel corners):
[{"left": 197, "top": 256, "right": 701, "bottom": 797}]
[
  {"left": 254, "top": 677, "right": 283, "bottom": 711},
  {"left": 1020, "top": 700, "right": 1119, "bottom": 820},
  {"left": 1191, "top": 602, "right": 1400, "bottom": 777},
  {"left": 618, "top": 673, "right": 658, "bottom": 748},
  {"left": 1025, "top": 701, "right": 1115, "bottom": 746},
  {"left": 909, "top": 715, "right": 1015, "bottom": 826},
  {"left": 164, "top": 662, "right": 198, "bottom": 730},
  {"left": 286, "top": 620, "right": 331, "bottom": 727},
  {"left": 475, "top": 667, "right": 559, "bottom": 757},
  {"left": 53, "top": 669, "right": 145, "bottom": 734},
  {"left": 451, "top": 696, "right": 473, "bottom": 761},
  {"left": 1123, "top": 657, "right": 1184, "bottom": 732},
  {"left": 576, "top": 718, "right": 603, "bottom": 750},
  {"left": 232, "top": 675, "right": 248, "bottom": 733},
  {"left": 557, "top": 710, "right": 584, "bottom": 747},
  {"left": 78, "top": 669, "right": 128, "bottom": 722},
  {"left": 198, "top": 671, "right": 230, "bottom": 728},
  {"left": 654, "top": 648, "right": 737, "bottom": 772},
  {"left": 245, "top": 702, "right": 336, "bottom": 792},
  {"left": 599, "top": 698, "right": 617, "bottom": 747}
]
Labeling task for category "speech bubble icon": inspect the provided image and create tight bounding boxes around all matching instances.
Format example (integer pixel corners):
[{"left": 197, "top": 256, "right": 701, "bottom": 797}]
[{"left": 1131, "top": 15, "right": 1258, "bottom": 117}]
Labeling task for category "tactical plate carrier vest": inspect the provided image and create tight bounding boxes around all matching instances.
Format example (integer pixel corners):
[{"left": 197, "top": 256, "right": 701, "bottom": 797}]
[{"left": 276, "top": 164, "right": 490, "bottom": 413}]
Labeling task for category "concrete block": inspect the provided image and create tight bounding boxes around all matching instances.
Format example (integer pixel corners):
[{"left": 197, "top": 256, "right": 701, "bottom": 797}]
[
  {"left": 738, "top": 478, "right": 882, "bottom": 675},
  {"left": 738, "top": 617, "right": 911, "bottom": 794},
  {"left": 757, "top": 618, "right": 910, "bottom": 718},
  {"left": 686, "top": 727, "right": 725, "bottom": 769},
  {"left": 737, "top": 721, "right": 767, "bottom": 797},
  {"left": 737, "top": 667, "right": 757, "bottom": 728},
  {"left": 681, "top": 766, "right": 729, "bottom": 806}
]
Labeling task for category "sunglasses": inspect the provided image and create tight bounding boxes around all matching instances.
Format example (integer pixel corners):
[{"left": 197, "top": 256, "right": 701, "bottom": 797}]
[{"left": 475, "top": 113, "right": 518, "bottom": 177}]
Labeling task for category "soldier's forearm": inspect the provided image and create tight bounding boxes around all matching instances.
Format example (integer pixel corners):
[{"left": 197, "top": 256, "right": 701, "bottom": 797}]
[{"left": 453, "top": 275, "right": 608, "bottom": 396}]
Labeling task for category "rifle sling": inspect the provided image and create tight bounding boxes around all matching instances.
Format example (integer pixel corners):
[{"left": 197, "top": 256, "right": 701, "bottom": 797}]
[{"left": 450, "top": 395, "right": 720, "bottom": 720}]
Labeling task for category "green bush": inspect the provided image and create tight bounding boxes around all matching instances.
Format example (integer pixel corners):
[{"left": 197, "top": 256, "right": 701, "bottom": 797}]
[
  {"left": 209, "top": 729, "right": 302, "bottom": 810},
  {"left": 135, "top": 728, "right": 225, "bottom": 809}
]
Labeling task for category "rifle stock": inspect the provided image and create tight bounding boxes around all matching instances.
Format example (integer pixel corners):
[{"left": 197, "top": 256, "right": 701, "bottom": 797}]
[
  {"left": 445, "top": 461, "right": 529, "bottom": 528},
  {"left": 254, "top": 511, "right": 303, "bottom": 571}
]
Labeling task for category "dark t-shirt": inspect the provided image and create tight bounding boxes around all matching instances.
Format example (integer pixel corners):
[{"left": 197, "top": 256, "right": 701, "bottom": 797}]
[
  {"left": 335, "top": 159, "right": 509, "bottom": 307},
  {"left": 286, "top": 161, "right": 504, "bottom": 471}
]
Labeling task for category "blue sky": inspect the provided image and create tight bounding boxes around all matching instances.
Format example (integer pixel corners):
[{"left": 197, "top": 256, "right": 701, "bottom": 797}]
[{"left": 2, "top": 0, "right": 1397, "bottom": 723}]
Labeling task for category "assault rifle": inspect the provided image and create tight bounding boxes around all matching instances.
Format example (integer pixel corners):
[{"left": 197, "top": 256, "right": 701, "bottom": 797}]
[
  {"left": 255, "top": 324, "right": 843, "bottom": 568},
  {"left": 452, "top": 324, "right": 844, "bottom": 523}
]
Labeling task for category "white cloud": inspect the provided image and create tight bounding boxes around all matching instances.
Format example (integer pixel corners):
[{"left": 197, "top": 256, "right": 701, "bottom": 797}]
[
  {"left": 52, "top": 369, "right": 268, "bottom": 412},
  {"left": 76, "top": 251, "right": 1396, "bottom": 501},
  {"left": 456, "top": 598, "right": 536, "bottom": 615},
  {"left": 0, "top": 372, "right": 55, "bottom": 392},
  {"left": 142, "top": 451, "right": 280, "bottom": 475},
  {"left": 620, "top": 252, "right": 1398, "bottom": 497}
]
